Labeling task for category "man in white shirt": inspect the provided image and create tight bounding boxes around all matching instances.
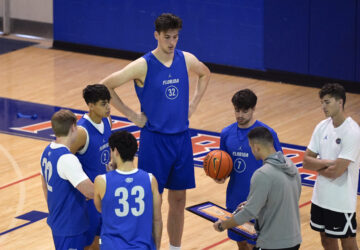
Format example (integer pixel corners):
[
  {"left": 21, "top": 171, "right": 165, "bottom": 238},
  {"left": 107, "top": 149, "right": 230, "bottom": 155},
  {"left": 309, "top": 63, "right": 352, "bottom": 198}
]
[{"left": 303, "top": 83, "right": 360, "bottom": 250}]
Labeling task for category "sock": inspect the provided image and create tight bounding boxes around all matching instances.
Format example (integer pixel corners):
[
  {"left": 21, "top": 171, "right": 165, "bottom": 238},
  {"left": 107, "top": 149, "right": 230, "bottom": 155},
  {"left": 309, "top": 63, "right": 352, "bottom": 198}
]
[{"left": 169, "top": 244, "right": 181, "bottom": 250}]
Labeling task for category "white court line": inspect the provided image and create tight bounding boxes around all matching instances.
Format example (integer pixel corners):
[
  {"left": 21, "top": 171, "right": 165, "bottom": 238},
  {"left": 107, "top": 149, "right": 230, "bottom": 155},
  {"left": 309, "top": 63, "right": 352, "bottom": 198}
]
[{"left": 0, "top": 144, "right": 26, "bottom": 244}]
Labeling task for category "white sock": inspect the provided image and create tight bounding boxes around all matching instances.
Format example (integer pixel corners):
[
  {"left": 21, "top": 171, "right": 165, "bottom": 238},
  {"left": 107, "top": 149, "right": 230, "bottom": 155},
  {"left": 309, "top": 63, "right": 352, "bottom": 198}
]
[{"left": 169, "top": 244, "right": 181, "bottom": 250}]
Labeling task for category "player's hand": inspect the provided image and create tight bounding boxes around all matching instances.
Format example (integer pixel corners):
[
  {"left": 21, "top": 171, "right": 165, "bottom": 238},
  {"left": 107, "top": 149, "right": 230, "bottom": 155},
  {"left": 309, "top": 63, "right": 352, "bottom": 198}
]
[
  {"left": 317, "top": 159, "right": 336, "bottom": 176},
  {"left": 132, "top": 112, "right": 148, "bottom": 127},
  {"left": 318, "top": 159, "right": 335, "bottom": 170},
  {"left": 318, "top": 164, "right": 337, "bottom": 179},
  {"left": 213, "top": 178, "right": 226, "bottom": 184},
  {"left": 106, "top": 161, "right": 116, "bottom": 172},
  {"left": 213, "top": 220, "right": 225, "bottom": 232},
  {"left": 233, "top": 201, "right": 247, "bottom": 214}
]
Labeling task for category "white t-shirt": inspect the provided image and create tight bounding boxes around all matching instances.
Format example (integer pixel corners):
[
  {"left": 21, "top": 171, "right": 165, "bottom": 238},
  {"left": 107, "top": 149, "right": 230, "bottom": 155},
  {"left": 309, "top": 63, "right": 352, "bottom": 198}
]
[
  {"left": 308, "top": 117, "right": 360, "bottom": 213},
  {"left": 40, "top": 142, "right": 89, "bottom": 187}
]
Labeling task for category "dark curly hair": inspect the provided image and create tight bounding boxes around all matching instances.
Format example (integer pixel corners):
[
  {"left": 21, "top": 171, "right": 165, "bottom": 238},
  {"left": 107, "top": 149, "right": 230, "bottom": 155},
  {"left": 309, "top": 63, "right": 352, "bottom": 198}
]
[
  {"left": 108, "top": 131, "right": 138, "bottom": 162},
  {"left": 83, "top": 84, "right": 111, "bottom": 104},
  {"left": 231, "top": 89, "right": 257, "bottom": 110},
  {"left": 319, "top": 83, "right": 346, "bottom": 108}
]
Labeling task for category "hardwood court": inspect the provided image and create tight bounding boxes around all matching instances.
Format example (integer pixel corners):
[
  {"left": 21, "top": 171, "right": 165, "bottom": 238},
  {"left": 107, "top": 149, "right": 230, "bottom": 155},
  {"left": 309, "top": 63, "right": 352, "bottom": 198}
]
[{"left": 0, "top": 37, "right": 359, "bottom": 249}]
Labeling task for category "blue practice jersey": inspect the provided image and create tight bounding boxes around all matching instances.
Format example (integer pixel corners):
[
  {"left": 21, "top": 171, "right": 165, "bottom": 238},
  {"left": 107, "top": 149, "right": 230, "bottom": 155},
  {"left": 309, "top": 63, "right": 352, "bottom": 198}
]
[
  {"left": 40, "top": 144, "right": 88, "bottom": 236},
  {"left": 135, "top": 49, "right": 189, "bottom": 134},
  {"left": 220, "top": 121, "right": 282, "bottom": 210},
  {"left": 100, "top": 169, "right": 155, "bottom": 250},
  {"left": 76, "top": 116, "right": 111, "bottom": 182}
]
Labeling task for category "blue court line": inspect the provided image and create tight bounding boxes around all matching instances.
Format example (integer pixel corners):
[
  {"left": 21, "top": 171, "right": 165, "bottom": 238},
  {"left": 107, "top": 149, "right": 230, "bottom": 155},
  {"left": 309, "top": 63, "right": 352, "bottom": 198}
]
[{"left": 0, "top": 210, "right": 48, "bottom": 236}]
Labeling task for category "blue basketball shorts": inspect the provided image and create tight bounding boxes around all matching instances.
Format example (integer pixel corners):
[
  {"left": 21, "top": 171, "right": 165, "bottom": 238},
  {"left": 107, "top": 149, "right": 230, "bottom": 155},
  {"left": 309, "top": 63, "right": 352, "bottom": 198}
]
[
  {"left": 100, "top": 234, "right": 156, "bottom": 250},
  {"left": 85, "top": 200, "right": 102, "bottom": 246},
  {"left": 138, "top": 127, "right": 195, "bottom": 194},
  {"left": 52, "top": 232, "right": 87, "bottom": 250}
]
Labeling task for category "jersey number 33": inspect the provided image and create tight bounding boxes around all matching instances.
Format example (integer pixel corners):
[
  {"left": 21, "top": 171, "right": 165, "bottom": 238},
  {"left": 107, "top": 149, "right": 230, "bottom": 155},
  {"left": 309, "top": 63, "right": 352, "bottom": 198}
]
[{"left": 114, "top": 186, "right": 145, "bottom": 217}]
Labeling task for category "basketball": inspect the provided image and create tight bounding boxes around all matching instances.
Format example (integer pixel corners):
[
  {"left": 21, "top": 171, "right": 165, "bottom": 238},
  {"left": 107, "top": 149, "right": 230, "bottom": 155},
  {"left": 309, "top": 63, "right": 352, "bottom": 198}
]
[{"left": 203, "top": 150, "right": 233, "bottom": 180}]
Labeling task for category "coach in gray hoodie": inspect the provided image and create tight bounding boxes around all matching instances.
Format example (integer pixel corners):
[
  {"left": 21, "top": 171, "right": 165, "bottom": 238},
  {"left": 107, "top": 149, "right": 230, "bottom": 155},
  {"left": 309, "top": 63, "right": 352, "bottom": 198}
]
[{"left": 214, "top": 127, "right": 302, "bottom": 250}]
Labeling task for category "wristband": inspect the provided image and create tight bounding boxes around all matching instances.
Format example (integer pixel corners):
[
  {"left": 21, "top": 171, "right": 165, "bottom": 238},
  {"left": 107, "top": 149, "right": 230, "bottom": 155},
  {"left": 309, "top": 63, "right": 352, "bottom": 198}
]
[{"left": 217, "top": 222, "right": 224, "bottom": 232}]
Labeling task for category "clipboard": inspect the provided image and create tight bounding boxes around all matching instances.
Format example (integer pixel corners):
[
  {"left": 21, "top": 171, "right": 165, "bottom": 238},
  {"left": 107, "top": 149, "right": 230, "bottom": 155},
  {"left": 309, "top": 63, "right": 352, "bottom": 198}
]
[{"left": 186, "top": 201, "right": 257, "bottom": 241}]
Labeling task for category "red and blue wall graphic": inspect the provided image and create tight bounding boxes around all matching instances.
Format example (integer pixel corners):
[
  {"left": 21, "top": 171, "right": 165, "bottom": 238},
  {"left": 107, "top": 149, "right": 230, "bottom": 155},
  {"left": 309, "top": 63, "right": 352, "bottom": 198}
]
[{"left": 0, "top": 97, "right": 358, "bottom": 194}]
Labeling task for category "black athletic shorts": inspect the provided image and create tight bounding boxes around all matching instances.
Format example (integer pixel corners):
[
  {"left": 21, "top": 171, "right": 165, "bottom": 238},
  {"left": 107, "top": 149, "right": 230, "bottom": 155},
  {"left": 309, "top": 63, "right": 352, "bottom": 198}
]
[{"left": 310, "top": 203, "right": 357, "bottom": 238}]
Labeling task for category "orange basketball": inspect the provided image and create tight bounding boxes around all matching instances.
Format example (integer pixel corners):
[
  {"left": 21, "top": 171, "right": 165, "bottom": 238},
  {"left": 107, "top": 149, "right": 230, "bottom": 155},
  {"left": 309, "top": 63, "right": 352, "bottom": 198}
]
[{"left": 203, "top": 150, "right": 233, "bottom": 180}]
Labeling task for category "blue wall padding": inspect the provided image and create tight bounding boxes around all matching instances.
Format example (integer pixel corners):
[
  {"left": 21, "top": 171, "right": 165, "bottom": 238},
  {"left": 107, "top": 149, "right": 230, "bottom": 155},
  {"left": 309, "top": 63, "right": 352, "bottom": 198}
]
[
  {"left": 54, "top": 0, "right": 360, "bottom": 82},
  {"left": 309, "top": 0, "right": 356, "bottom": 81},
  {"left": 54, "top": 0, "right": 265, "bottom": 70},
  {"left": 264, "top": 0, "right": 310, "bottom": 74}
]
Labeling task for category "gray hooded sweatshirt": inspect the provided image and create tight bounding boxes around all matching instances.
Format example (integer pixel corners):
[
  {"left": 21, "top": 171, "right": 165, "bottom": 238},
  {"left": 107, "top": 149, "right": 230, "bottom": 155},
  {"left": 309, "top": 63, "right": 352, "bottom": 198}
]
[{"left": 233, "top": 151, "right": 302, "bottom": 249}]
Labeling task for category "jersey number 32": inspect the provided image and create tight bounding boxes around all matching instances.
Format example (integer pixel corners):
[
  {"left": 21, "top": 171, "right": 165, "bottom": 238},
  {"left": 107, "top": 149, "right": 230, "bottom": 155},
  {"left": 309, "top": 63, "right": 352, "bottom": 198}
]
[{"left": 41, "top": 158, "right": 53, "bottom": 192}]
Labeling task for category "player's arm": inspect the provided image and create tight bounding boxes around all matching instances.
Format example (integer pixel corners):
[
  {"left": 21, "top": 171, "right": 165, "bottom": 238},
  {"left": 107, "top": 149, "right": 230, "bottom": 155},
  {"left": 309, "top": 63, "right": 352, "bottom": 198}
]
[
  {"left": 76, "top": 179, "right": 94, "bottom": 200},
  {"left": 151, "top": 175, "right": 163, "bottom": 250},
  {"left": 94, "top": 175, "right": 106, "bottom": 213},
  {"left": 319, "top": 132, "right": 360, "bottom": 179},
  {"left": 302, "top": 148, "right": 334, "bottom": 171},
  {"left": 101, "top": 58, "right": 148, "bottom": 127},
  {"left": 183, "top": 52, "right": 210, "bottom": 118},
  {"left": 317, "top": 158, "right": 352, "bottom": 179},
  {"left": 213, "top": 217, "right": 238, "bottom": 232},
  {"left": 58, "top": 154, "right": 94, "bottom": 199},
  {"left": 40, "top": 175, "right": 48, "bottom": 201},
  {"left": 213, "top": 171, "right": 269, "bottom": 232},
  {"left": 69, "top": 126, "right": 87, "bottom": 154},
  {"left": 106, "top": 160, "right": 117, "bottom": 172},
  {"left": 214, "top": 199, "right": 250, "bottom": 231}
]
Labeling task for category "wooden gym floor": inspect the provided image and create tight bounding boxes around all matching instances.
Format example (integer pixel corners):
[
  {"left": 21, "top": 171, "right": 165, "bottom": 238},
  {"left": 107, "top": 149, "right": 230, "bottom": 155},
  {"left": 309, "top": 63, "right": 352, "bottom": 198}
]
[{"left": 0, "top": 35, "right": 359, "bottom": 249}]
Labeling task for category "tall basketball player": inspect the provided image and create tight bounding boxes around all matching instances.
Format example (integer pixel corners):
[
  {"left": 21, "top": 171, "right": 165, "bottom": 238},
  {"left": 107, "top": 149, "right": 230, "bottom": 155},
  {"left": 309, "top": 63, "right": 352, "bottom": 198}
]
[{"left": 101, "top": 13, "right": 210, "bottom": 249}]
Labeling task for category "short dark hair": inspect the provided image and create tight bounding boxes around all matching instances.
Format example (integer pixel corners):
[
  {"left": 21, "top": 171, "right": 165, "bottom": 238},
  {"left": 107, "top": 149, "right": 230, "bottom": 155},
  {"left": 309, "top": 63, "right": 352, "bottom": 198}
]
[
  {"left": 83, "top": 84, "right": 111, "bottom": 104},
  {"left": 51, "top": 109, "right": 77, "bottom": 137},
  {"left": 155, "top": 13, "right": 182, "bottom": 33},
  {"left": 319, "top": 83, "right": 346, "bottom": 108},
  {"left": 247, "top": 127, "right": 274, "bottom": 145},
  {"left": 108, "top": 131, "right": 138, "bottom": 162},
  {"left": 232, "top": 89, "right": 257, "bottom": 110}
]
